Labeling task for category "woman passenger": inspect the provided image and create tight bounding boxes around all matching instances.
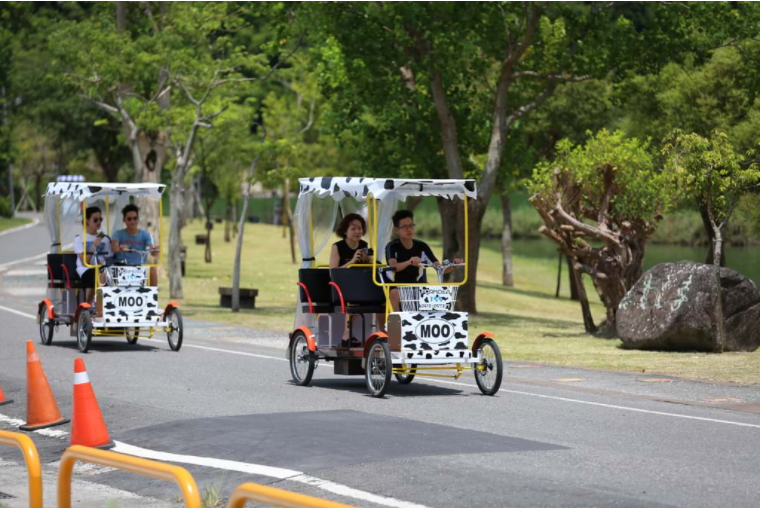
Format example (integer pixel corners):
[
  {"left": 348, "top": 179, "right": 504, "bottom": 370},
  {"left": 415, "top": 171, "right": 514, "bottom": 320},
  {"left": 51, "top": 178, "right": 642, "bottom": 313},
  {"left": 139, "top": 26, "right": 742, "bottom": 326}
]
[{"left": 329, "top": 213, "right": 371, "bottom": 269}]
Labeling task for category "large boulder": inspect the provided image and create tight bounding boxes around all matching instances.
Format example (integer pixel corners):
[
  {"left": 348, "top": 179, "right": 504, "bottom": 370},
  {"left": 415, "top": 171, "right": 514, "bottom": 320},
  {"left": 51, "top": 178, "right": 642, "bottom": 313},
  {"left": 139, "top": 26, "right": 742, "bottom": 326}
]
[{"left": 617, "top": 261, "right": 759, "bottom": 351}]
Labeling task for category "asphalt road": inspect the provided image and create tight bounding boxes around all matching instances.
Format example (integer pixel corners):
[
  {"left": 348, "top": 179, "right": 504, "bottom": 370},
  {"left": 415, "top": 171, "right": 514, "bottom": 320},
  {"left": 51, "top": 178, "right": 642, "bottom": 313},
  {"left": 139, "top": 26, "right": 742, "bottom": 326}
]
[{"left": 0, "top": 221, "right": 759, "bottom": 507}]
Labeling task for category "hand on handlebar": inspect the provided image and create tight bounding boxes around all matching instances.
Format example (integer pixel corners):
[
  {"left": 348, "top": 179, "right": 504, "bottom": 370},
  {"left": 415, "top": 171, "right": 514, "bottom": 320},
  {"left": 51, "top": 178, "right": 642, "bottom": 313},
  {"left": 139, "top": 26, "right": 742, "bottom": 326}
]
[{"left": 409, "top": 256, "right": 422, "bottom": 267}]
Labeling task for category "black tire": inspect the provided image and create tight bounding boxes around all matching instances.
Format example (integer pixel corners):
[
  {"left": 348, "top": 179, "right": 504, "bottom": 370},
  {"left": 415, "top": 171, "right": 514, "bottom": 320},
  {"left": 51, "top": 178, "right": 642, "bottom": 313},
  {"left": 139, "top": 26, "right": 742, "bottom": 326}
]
[
  {"left": 38, "top": 306, "right": 54, "bottom": 346},
  {"left": 289, "top": 331, "right": 315, "bottom": 386},
  {"left": 166, "top": 308, "right": 183, "bottom": 351},
  {"left": 365, "top": 338, "right": 392, "bottom": 398},
  {"left": 474, "top": 338, "right": 503, "bottom": 396},
  {"left": 76, "top": 310, "right": 93, "bottom": 353},
  {"left": 125, "top": 327, "right": 139, "bottom": 345},
  {"left": 394, "top": 364, "right": 417, "bottom": 385}
]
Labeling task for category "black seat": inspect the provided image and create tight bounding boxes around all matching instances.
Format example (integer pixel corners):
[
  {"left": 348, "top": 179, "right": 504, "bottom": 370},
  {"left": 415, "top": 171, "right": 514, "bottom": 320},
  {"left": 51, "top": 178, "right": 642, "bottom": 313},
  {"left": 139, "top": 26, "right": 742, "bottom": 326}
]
[
  {"left": 60, "top": 253, "right": 86, "bottom": 289},
  {"left": 298, "top": 269, "right": 334, "bottom": 313},
  {"left": 46, "top": 254, "right": 65, "bottom": 288},
  {"left": 329, "top": 267, "right": 387, "bottom": 313}
]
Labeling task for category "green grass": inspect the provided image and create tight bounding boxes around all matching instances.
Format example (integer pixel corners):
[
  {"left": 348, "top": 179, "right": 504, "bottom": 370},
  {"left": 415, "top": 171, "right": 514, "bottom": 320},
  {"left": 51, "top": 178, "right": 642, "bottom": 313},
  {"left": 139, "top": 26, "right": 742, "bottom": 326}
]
[
  {"left": 160, "top": 220, "right": 759, "bottom": 385},
  {"left": 0, "top": 216, "right": 31, "bottom": 232}
]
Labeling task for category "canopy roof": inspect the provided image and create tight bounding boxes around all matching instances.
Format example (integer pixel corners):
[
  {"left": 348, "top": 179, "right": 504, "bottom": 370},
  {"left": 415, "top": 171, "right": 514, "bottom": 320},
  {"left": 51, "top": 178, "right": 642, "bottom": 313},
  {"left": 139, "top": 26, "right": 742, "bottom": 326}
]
[
  {"left": 298, "top": 177, "right": 477, "bottom": 201},
  {"left": 45, "top": 182, "right": 166, "bottom": 201}
]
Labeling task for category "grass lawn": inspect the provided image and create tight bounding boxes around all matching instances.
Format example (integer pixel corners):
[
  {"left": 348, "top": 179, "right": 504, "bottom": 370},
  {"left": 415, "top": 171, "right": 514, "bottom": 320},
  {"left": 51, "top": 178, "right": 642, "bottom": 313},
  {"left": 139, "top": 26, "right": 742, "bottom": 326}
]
[
  {"left": 159, "top": 220, "right": 759, "bottom": 385},
  {"left": 0, "top": 217, "right": 31, "bottom": 232}
]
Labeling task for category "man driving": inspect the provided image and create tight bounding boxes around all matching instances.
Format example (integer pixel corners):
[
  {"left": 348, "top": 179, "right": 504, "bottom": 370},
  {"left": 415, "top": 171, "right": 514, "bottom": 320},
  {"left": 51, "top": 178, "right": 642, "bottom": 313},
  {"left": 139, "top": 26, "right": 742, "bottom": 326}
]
[{"left": 111, "top": 204, "right": 159, "bottom": 286}]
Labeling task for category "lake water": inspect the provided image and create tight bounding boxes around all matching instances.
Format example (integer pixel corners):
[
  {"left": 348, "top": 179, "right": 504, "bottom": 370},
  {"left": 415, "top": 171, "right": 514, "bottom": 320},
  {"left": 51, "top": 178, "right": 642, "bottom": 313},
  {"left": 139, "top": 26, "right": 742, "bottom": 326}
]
[{"left": 492, "top": 238, "right": 759, "bottom": 286}]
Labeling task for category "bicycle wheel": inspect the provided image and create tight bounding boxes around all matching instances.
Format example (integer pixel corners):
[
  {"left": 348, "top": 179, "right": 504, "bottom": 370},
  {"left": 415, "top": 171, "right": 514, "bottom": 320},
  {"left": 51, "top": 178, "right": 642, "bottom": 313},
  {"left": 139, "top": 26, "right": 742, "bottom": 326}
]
[
  {"left": 166, "top": 307, "right": 183, "bottom": 351},
  {"left": 394, "top": 364, "right": 417, "bottom": 385},
  {"left": 289, "top": 331, "right": 315, "bottom": 386},
  {"left": 76, "top": 310, "right": 93, "bottom": 353},
  {"left": 125, "top": 327, "right": 139, "bottom": 345},
  {"left": 365, "top": 338, "right": 392, "bottom": 398},
  {"left": 38, "top": 306, "right": 54, "bottom": 346},
  {"left": 474, "top": 338, "right": 503, "bottom": 396}
]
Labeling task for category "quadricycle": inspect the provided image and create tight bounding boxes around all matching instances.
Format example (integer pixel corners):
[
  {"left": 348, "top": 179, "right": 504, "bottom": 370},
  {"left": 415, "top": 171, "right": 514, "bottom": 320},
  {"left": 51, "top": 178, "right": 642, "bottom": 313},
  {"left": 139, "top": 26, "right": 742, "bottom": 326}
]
[
  {"left": 37, "top": 182, "right": 183, "bottom": 353},
  {"left": 287, "top": 177, "right": 503, "bottom": 397}
]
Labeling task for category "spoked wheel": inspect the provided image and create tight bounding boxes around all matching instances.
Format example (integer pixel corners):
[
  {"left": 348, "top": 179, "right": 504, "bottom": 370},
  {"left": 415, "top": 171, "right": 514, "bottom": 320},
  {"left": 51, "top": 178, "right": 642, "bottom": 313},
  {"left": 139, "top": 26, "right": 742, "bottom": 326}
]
[
  {"left": 289, "top": 331, "right": 315, "bottom": 386},
  {"left": 125, "top": 327, "right": 139, "bottom": 345},
  {"left": 394, "top": 364, "right": 417, "bottom": 385},
  {"left": 76, "top": 310, "right": 93, "bottom": 353},
  {"left": 474, "top": 338, "right": 503, "bottom": 396},
  {"left": 38, "top": 306, "right": 54, "bottom": 346},
  {"left": 166, "top": 308, "right": 183, "bottom": 351},
  {"left": 365, "top": 338, "right": 392, "bottom": 398}
]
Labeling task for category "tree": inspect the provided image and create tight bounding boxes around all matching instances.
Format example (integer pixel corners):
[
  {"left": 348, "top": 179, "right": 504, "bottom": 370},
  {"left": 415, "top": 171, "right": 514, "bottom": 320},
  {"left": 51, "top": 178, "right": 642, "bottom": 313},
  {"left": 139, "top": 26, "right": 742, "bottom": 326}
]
[
  {"left": 663, "top": 131, "right": 759, "bottom": 267},
  {"left": 52, "top": 2, "right": 299, "bottom": 298},
  {"left": 308, "top": 2, "right": 720, "bottom": 313},
  {"left": 529, "top": 129, "right": 677, "bottom": 334}
]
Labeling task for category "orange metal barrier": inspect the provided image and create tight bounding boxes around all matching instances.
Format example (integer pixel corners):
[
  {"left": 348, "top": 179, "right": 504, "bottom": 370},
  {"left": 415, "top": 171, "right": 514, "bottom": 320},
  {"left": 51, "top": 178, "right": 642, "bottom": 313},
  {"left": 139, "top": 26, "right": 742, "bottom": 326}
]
[
  {"left": 0, "top": 430, "right": 43, "bottom": 508},
  {"left": 227, "top": 482, "right": 353, "bottom": 508},
  {"left": 57, "top": 445, "right": 202, "bottom": 508}
]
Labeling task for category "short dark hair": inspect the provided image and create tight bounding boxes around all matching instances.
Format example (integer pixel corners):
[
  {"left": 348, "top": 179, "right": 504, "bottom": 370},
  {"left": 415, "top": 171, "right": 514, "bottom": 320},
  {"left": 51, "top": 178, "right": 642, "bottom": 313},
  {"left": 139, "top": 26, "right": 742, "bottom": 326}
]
[
  {"left": 85, "top": 206, "right": 102, "bottom": 220},
  {"left": 392, "top": 209, "right": 414, "bottom": 227},
  {"left": 122, "top": 204, "right": 139, "bottom": 218},
  {"left": 336, "top": 213, "right": 367, "bottom": 238}
]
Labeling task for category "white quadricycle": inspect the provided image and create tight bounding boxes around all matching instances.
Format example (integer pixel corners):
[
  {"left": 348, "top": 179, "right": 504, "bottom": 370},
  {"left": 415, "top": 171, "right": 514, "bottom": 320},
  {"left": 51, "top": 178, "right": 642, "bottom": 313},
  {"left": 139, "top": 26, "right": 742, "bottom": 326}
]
[
  {"left": 288, "top": 177, "right": 503, "bottom": 397},
  {"left": 37, "top": 182, "right": 183, "bottom": 353}
]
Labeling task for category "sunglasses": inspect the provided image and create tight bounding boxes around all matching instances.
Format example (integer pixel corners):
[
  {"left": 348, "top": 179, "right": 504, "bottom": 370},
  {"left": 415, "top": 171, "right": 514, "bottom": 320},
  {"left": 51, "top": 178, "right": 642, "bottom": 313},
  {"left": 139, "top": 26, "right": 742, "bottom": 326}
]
[
  {"left": 125, "top": 216, "right": 139, "bottom": 222},
  {"left": 397, "top": 223, "right": 415, "bottom": 230},
  {"left": 91, "top": 217, "right": 103, "bottom": 223}
]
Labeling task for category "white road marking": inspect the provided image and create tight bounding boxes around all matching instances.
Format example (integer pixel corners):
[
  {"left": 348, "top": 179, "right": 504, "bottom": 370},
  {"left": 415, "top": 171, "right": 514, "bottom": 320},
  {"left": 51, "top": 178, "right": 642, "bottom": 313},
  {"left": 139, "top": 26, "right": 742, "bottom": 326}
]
[
  {"left": 0, "top": 217, "right": 40, "bottom": 238},
  {"left": 1, "top": 307, "right": 758, "bottom": 431},
  {"left": 112, "top": 441, "right": 426, "bottom": 508},
  {"left": 5, "top": 269, "right": 47, "bottom": 276},
  {"left": 420, "top": 377, "right": 761, "bottom": 429},
  {"left": 0, "top": 251, "right": 50, "bottom": 272}
]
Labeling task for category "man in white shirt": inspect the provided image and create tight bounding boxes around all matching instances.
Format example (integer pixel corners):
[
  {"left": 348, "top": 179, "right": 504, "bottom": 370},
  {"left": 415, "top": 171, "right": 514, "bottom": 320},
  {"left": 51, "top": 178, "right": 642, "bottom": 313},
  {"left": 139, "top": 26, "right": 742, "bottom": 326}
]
[{"left": 73, "top": 206, "right": 113, "bottom": 306}]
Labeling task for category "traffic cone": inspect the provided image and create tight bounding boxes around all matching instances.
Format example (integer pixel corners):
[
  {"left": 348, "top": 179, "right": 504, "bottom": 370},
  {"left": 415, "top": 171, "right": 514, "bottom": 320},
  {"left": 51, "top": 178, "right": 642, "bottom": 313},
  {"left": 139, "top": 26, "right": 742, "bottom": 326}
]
[
  {"left": 70, "top": 358, "right": 114, "bottom": 449},
  {"left": 0, "top": 383, "right": 12, "bottom": 406},
  {"left": 19, "top": 341, "right": 68, "bottom": 431}
]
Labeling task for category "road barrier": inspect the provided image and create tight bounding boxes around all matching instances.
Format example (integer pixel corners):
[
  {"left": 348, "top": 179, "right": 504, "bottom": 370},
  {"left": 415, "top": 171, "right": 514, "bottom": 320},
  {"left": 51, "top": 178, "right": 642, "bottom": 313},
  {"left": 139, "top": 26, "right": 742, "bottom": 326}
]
[
  {"left": 227, "top": 482, "right": 353, "bottom": 508},
  {"left": 57, "top": 445, "right": 202, "bottom": 508},
  {"left": 0, "top": 430, "right": 43, "bottom": 507}
]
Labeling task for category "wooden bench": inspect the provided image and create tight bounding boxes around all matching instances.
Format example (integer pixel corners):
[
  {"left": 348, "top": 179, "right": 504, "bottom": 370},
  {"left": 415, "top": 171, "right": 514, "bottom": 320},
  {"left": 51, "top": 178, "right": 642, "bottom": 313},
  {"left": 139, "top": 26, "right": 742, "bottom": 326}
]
[{"left": 218, "top": 287, "right": 259, "bottom": 309}]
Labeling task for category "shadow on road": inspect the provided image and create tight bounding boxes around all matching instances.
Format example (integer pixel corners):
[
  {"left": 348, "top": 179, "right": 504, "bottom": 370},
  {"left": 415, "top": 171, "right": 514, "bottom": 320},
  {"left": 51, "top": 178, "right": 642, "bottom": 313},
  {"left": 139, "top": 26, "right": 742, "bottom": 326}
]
[{"left": 293, "top": 377, "right": 470, "bottom": 398}]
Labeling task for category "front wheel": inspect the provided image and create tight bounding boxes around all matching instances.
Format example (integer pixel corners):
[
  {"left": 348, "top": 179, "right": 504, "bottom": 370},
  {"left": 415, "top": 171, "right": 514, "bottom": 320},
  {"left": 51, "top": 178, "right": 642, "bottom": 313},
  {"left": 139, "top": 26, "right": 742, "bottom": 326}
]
[
  {"left": 365, "top": 338, "right": 392, "bottom": 398},
  {"left": 166, "top": 308, "right": 183, "bottom": 351},
  {"left": 474, "top": 338, "right": 503, "bottom": 396},
  {"left": 289, "top": 331, "right": 315, "bottom": 386},
  {"left": 39, "top": 306, "right": 54, "bottom": 346},
  {"left": 125, "top": 327, "right": 139, "bottom": 345},
  {"left": 76, "top": 310, "right": 93, "bottom": 353},
  {"left": 394, "top": 364, "right": 417, "bottom": 385}
]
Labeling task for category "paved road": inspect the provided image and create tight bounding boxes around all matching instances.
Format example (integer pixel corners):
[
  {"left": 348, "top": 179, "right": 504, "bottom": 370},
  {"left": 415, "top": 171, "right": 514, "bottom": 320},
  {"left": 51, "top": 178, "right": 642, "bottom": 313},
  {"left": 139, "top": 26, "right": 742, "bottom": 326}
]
[{"left": 0, "top": 223, "right": 759, "bottom": 507}]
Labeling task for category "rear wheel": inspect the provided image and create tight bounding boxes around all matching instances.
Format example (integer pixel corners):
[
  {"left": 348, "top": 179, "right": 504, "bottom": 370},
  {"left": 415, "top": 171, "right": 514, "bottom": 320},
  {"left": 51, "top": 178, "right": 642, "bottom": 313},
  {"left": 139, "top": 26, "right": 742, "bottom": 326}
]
[
  {"left": 166, "top": 308, "right": 183, "bottom": 351},
  {"left": 474, "top": 338, "right": 503, "bottom": 396},
  {"left": 125, "top": 327, "right": 139, "bottom": 345},
  {"left": 76, "top": 310, "right": 92, "bottom": 353},
  {"left": 365, "top": 338, "right": 392, "bottom": 398},
  {"left": 38, "top": 306, "right": 54, "bottom": 346},
  {"left": 290, "top": 331, "right": 315, "bottom": 386},
  {"left": 394, "top": 364, "right": 417, "bottom": 385}
]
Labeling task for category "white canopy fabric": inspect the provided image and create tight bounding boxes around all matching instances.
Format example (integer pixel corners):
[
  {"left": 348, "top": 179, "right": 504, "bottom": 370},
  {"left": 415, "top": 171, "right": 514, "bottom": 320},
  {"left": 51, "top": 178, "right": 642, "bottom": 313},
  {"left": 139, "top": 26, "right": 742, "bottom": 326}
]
[
  {"left": 43, "top": 182, "right": 165, "bottom": 253},
  {"left": 44, "top": 182, "right": 166, "bottom": 201},
  {"left": 298, "top": 177, "right": 477, "bottom": 202}
]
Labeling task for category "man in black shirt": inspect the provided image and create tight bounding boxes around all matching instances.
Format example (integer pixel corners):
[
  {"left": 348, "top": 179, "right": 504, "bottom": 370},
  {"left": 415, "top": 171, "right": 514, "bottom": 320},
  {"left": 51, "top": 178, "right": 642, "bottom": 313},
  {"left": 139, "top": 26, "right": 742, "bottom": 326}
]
[{"left": 385, "top": 210, "right": 463, "bottom": 311}]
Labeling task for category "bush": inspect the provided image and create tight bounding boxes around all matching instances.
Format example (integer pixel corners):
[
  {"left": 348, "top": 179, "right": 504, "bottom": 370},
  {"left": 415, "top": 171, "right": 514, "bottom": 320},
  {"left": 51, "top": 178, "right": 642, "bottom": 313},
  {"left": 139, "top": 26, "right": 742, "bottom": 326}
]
[{"left": 0, "top": 196, "right": 12, "bottom": 218}]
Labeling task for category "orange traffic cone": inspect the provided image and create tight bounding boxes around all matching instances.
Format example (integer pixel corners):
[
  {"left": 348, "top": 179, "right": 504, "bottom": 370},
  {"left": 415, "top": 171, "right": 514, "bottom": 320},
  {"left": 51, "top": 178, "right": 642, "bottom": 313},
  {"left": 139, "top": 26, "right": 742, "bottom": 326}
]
[
  {"left": 70, "top": 358, "right": 114, "bottom": 449},
  {"left": 0, "top": 383, "right": 12, "bottom": 406},
  {"left": 19, "top": 341, "right": 68, "bottom": 431}
]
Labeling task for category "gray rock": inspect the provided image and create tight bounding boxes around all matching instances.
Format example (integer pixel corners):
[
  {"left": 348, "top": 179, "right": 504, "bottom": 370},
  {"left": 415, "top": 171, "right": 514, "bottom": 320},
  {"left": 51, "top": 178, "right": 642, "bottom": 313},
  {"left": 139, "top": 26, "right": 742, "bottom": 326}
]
[{"left": 617, "top": 261, "right": 759, "bottom": 352}]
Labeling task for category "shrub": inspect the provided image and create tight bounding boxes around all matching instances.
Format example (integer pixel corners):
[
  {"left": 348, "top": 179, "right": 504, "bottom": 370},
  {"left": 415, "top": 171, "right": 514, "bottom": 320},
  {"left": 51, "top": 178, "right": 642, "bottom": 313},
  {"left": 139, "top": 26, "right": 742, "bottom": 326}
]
[{"left": 0, "top": 196, "right": 12, "bottom": 218}]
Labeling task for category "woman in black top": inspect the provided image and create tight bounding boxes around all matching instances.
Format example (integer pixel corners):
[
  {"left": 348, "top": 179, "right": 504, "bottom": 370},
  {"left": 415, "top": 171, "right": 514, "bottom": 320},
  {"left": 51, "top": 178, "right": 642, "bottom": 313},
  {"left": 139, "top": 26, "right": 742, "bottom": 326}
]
[{"left": 329, "top": 213, "right": 371, "bottom": 268}]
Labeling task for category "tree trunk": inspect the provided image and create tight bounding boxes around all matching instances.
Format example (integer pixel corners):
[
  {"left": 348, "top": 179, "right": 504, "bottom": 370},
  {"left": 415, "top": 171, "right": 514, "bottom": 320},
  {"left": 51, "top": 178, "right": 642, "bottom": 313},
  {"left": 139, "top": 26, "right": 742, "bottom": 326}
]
[
  {"left": 224, "top": 202, "right": 232, "bottom": 243},
  {"left": 500, "top": 193, "right": 514, "bottom": 287},
  {"left": 436, "top": 197, "right": 460, "bottom": 263},
  {"left": 571, "top": 262, "right": 597, "bottom": 334},
  {"left": 232, "top": 157, "right": 259, "bottom": 312},
  {"left": 168, "top": 171, "right": 185, "bottom": 299},
  {"left": 284, "top": 178, "right": 296, "bottom": 264},
  {"left": 700, "top": 206, "right": 726, "bottom": 266},
  {"left": 205, "top": 222, "right": 212, "bottom": 263},
  {"left": 555, "top": 251, "right": 562, "bottom": 298},
  {"left": 567, "top": 255, "right": 579, "bottom": 301},
  {"left": 711, "top": 220, "right": 725, "bottom": 353}
]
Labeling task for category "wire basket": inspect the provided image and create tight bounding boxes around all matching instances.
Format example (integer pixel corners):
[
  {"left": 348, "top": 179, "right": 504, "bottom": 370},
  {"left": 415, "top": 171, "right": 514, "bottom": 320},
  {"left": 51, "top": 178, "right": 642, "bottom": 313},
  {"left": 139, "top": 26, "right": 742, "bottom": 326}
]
[
  {"left": 106, "top": 266, "right": 148, "bottom": 287},
  {"left": 398, "top": 286, "right": 459, "bottom": 312}
]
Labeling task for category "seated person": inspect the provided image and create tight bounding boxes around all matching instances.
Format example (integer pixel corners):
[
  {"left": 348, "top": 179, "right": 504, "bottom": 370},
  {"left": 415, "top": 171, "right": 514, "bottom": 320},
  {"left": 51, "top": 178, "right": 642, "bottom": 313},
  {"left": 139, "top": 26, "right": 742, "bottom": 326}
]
[
  {"left": 111, "top": 204, "right": 159, "bottom": 285},
  {"left": 73, "top": 206, "right": 114, "bottom": 306},
  {"left": 385, "top": 209, "right": 463, "bottom": 311},
  {"left": 329, "top": 213, "right": 371, "bottom": 269}
]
